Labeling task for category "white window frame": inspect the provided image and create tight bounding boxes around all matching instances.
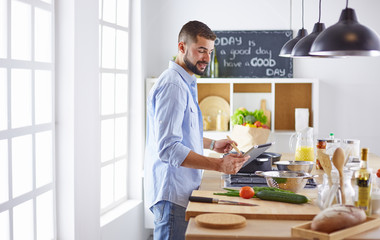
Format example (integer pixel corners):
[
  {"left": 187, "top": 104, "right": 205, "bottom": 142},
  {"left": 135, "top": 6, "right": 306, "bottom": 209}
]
[
  {"left": 99, "top": 0, "right": 130, "bottom": 214},
  {"left": 0, "top": 0, "right": 56, "bottom": 239}
]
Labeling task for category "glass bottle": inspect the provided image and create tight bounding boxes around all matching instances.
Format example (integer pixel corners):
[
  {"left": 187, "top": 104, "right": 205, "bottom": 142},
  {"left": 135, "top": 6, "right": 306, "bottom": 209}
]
[
  {"left": 355, "top": 148, "right": 372, "bottom": 215},
  {"left": 216, "top": 110, "right": 227, "bottom": 131},
  {"left": 214, "top": 49, "right": 219, "bottom": 78},
  {"left": 326, "top": 132, "right": 341, "bottom": 156},
  {"left": 316, "top": 139, "right": 327, "bottom": 170},
  {"left": 210, "top": 48, "right": 219, "bottom": 78}
]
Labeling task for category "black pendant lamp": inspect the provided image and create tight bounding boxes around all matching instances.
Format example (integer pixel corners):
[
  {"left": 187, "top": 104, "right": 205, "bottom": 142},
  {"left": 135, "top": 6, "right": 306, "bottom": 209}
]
[
  {"left": 292, "top": 0, "right": 326, "bottom": 58},
  {"left": 310, "top": 0, "right": 380, "bottom": 57},
  {"left": 279, "top": 0, "right": 308, "bottom": 57}
]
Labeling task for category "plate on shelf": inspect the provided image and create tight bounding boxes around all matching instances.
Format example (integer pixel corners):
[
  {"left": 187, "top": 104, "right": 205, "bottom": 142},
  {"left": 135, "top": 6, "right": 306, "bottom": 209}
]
[{"left": 199, "top": 96, "right": 230, "bottom": 130}]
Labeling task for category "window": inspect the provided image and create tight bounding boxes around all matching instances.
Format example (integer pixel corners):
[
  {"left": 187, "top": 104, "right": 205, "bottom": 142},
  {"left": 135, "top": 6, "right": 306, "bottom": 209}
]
[
  {"left": 0, "top": 0, "right": 55, "bottom": 239},
  {"left": 99, "top": 0, "right": 130, "bottom": 213}
]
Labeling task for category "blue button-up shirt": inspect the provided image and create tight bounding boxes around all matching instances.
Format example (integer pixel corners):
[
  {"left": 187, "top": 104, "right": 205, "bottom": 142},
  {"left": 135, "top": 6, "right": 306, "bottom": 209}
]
[{"left": 144, "top": 61, "right": 204, "bottom": 209}]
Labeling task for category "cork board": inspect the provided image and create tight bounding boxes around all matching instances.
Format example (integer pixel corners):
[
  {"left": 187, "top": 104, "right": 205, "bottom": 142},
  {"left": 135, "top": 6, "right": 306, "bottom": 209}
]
[
  {"left": 198, "top": 83, "right": 230, "bottom": 103},
  {"left": 234, "top": 83, "right": 271, "bottom": 93},
  {"left": 275, "top": 83, "right": 312, "bottom": 130}
]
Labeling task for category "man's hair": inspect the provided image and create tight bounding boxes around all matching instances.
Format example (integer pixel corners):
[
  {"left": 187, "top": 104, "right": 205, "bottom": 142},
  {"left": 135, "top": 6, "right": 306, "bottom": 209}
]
[{"left": 178, "top": 20, "right": 216, "bottom": 44}]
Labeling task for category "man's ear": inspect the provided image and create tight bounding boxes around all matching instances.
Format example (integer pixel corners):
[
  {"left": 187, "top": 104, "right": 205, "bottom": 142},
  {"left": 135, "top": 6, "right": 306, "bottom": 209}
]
[{"left": 178, "top": 41, "right": 186, "bottom": 54}]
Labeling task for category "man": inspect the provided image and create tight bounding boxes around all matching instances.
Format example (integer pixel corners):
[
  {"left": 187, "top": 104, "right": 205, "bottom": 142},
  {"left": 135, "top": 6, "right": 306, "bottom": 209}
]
[{"left": 144, "top": 20, "right": 249, "bottom": 240}]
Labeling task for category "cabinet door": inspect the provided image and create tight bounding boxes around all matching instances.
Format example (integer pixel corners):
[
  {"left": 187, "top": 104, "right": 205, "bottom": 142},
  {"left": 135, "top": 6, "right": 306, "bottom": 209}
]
[{"left": 275, "top": 83, "right": 312, "bottom": 130}]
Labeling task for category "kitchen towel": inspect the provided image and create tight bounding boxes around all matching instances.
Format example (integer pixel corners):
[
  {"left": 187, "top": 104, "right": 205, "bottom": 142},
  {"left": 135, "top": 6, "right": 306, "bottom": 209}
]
[{"left": 295, "top": 108, "right": 309, "bottom": 132}]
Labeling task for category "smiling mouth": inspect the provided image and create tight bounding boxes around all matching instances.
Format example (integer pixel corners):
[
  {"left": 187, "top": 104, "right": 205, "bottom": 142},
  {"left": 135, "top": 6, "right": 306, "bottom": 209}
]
[{"left": 198, "top": 62, "right": 208, "bottom": 70}]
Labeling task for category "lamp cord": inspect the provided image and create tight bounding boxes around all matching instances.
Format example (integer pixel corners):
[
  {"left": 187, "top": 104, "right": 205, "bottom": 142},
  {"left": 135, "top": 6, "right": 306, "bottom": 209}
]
[
  {"left": 302, "top": 0, "right": 305, "bottom": 29},
  {"left": 346, "top": 0, "right": 349, "bottom": 8},
  {"left": 318, "top": 0, "right": 322, "bottom": 23}
]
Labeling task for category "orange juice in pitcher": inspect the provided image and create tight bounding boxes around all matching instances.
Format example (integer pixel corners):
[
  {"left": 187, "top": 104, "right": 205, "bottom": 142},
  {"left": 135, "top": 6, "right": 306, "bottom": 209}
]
[
  {"left": 290, "top": 127, "right": 315, "bottom": 161},
  {"left": 295, "top": 146, "right": 315, "bottom": 161}
]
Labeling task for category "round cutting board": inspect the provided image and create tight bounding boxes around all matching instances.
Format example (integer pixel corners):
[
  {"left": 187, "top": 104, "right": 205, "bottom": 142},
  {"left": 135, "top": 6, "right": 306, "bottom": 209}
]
[
  {"left": 195, "top": 213, "right": 246, "bottom": 229},
  {"left": 199, "top": 96, "right": 230, "bottom": 130}
]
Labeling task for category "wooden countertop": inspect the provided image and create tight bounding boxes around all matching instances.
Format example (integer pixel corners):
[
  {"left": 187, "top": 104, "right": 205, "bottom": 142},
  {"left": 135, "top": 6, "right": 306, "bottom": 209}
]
[{"left": 185, "top": 153, "right": 380, "bottom": 240}]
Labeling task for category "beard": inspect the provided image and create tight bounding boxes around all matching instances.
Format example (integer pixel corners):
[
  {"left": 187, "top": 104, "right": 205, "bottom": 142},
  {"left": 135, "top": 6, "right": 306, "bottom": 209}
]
[{"left": 184, "top": 52, "right": 208, "bottom": 76}]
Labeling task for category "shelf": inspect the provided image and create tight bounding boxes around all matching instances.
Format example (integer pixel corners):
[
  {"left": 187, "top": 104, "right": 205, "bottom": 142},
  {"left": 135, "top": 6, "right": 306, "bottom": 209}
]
[{"left": 146, "top": 77, "right": 319, "bottom": 134}]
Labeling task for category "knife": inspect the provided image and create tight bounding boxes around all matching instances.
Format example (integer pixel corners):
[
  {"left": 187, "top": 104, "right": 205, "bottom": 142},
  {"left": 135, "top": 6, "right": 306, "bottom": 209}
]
[{"left": 189, "top": 196, "right": 258, "bottom": 206}]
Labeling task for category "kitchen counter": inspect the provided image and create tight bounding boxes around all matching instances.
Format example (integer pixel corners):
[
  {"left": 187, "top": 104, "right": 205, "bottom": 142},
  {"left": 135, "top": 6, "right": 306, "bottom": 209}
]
[{"left": 185, "top": 153, "right": 380, "bottom": 240}]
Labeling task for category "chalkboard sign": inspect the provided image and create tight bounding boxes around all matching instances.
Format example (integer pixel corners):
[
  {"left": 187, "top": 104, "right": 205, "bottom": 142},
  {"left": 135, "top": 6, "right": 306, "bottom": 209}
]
[{"left": 213, "top": 30, "right": 293, "bottom": 78}]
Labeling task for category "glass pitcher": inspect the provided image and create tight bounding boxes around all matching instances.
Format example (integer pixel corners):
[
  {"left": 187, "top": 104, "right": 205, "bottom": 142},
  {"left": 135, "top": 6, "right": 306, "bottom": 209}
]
[{"left": 289, "top": 127, "right": 315, "bottom": 161}]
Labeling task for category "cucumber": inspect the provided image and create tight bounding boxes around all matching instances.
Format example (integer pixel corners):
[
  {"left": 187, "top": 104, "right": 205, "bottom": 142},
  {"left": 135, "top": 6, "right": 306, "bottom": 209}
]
[{"left": 255, "top": 190, "right": 308, "bottom": 204}]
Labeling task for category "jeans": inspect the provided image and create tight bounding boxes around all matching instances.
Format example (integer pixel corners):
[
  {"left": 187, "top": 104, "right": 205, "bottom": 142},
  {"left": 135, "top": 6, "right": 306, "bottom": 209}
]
[{"left": 150, "top": 200, "right": 188, "bottom": 240}]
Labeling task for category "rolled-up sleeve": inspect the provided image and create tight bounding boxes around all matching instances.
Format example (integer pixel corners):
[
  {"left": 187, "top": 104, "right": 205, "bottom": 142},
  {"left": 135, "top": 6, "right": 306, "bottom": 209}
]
[{"left": 154, "top": 82, "right": 191, "bottom": 167}]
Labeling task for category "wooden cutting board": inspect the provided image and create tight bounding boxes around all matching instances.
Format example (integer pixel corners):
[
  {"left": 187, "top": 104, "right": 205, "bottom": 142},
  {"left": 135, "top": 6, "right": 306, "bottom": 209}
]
[
  {"left": 260, "top": 99, "right": 271, "bottom": 128},
  {"left": 195, "top": 213, "right": 247, "bottom": 229},
  {"left": 186, "top": 190, "right": 321, "bottom": 221}
]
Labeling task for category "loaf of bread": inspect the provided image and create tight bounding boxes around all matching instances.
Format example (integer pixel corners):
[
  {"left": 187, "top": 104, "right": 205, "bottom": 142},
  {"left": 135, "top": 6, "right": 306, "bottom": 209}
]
[{"left": 311, "top": 205, "right": 366, "bottom": 233}]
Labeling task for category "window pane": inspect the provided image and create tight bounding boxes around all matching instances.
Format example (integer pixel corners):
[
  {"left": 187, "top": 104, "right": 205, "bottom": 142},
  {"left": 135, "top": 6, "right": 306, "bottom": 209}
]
[
  {"left": 0, "top": 140, "right": 8, "bottom": 204},
  {"left": 39, "top": 0, "right": 51, "bottom": 4},
  {"left": 35, "top": 70, "right": 52, "bottom": 124},
  {"left": 11, "top": 0, "right": 31, "bottom": 60},
  {"left": 115, "top": 30, "right": 128, "bottom": 70},
  {"left": 102, "top": 0, "right": 116, "bottom": 23},
  {"left": 114, "top": 158, "right": 126, "bottom": 201},
  {"left": 117, "top": 0, "right": 129, "bottom": 27},
  {"left": 115, "top": 73, "right": 127, "bottom": 114},
  {"left": 0, "top": 68, "right": 7, "bottom": 130},
  {"left": 101, "top": 26, "right": 115, "bottom": 68},
  {"left": 101, "top": 73, "right": 115, "bottom": 115},
  {"left": 34, "top": 7, "right": 51, "bottom": 62},
  {"left": 35, "top": 131, "right": 52, "bottom": 187},
  {"left": 11, "top": 69, "right": 32, "bottom": 128},
  {"left": 101, "top": 119, "right": 114, "bottom": 162},
  {"left": 12, "top": 135, "right": 32, "bottom": 197},
  {"left": 0, "top": 0, "right": 7, "bottom": 58},
  {"left": 13, "top": 200, "right": 33, "bottom": 240},
  {"left": 101, "top": 164, "right": 113, "bottom": 208},
  {"left": 115, "top": 117, "right": 126, "bottom": 157},
  {"left": 36, "top": 191, "right": 53, "bottom": 240},
  {"left": 0, "top": 211, "right": 10, "bottom": 240}
]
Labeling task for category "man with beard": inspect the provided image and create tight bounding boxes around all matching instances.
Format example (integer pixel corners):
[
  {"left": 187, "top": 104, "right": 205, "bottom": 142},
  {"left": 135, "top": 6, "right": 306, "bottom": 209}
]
[{"left": 144, "top": 20, "right": 249, "bottom": 240}]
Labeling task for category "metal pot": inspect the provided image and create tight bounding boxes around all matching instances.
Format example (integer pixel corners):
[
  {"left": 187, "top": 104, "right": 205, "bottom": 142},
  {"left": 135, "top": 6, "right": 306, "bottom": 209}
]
[
  {"left": 274, "top": 161, "right": 314, "bottom": 173},
  {"left": 255, "top": 170, "right": 316, "bottom": 193},
  {"left": 262, "top": 152, "right": 282, "bottom": 163},
  {"left": 238, "top": 154, "right": 272, "bottom": 173}
]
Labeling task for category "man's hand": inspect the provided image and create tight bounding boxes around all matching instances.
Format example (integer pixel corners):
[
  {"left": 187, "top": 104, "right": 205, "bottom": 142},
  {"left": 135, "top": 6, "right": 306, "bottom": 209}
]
[
  {"left": 213, "top": 139, "right": 238, "bottom": 154},
  {"left": 218, "top": 153, "right": 249, "bottom": 174}
]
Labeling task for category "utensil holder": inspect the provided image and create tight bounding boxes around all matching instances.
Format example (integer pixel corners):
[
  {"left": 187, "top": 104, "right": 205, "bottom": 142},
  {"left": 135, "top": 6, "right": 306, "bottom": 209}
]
[{"left": 318, "top": 170, "right": 354, "bottom": 209}]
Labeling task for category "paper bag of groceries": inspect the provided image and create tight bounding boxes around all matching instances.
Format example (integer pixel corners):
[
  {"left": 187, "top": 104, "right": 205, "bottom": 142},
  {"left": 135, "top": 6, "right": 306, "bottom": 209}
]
[
  {"left": 230, "top": 125, "right": 270, "bottom": 152},
  {"left": 230, "top": 108, "right": 270, "bottom": 152}
]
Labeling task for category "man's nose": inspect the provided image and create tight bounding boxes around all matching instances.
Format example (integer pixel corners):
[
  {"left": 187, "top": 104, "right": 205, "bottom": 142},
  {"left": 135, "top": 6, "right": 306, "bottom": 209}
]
[{"left": 203, "top": 52, "right": 211, "bottom": 63}]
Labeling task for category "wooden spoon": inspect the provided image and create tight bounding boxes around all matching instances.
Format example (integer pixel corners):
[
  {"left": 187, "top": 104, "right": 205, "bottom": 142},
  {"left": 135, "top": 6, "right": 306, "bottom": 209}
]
[
  {"left": 227, "top": 136, "right": 241, "bottom": 155},
  {"left": 332, "top": 147, "right": 346, "bottom": 204}
]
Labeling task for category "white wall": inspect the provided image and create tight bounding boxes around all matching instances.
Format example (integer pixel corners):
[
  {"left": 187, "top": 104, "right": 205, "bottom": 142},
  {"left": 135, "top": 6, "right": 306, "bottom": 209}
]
[
  {"left": 293, "top": 0, "right": 380, "bottom": 155},
  {"left": 101, "top": 202, "right": 150, "bottom": 240},
  {"left": 141, "top": 0, "right": 380, "bottom": 156}
]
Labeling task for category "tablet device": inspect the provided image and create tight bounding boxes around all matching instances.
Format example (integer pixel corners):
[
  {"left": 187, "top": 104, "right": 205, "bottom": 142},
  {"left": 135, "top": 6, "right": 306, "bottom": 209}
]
[{"left": 241, "top": 142, "right": 274, "bottom": 168}]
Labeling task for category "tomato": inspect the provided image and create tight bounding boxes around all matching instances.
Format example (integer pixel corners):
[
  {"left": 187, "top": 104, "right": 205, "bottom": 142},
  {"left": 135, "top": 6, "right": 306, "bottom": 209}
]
[
  {"left": 239, "top": 186, "right": 255, "bottom": 199},
  {"left": 377, "top": 169, "right": 380, "bottom": 178}
]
